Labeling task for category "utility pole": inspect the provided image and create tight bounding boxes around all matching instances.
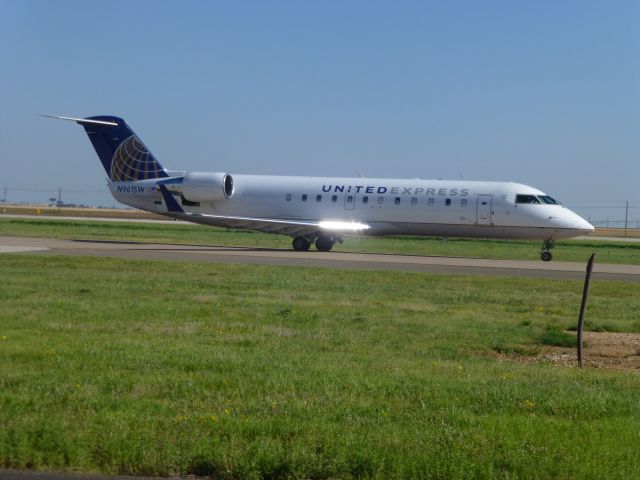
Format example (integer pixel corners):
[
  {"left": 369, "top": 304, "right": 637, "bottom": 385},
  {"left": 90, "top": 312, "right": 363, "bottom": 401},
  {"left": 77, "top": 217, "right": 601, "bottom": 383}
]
[{"left": 624, "top": 201, "right": 629, "bottom": 237}]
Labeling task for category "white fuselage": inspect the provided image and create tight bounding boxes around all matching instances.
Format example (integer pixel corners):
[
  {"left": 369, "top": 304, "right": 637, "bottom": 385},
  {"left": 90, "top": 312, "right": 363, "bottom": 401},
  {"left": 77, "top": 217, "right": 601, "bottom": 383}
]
[{"left": 110, "top": 174, "right": 594, "bottom": 241}]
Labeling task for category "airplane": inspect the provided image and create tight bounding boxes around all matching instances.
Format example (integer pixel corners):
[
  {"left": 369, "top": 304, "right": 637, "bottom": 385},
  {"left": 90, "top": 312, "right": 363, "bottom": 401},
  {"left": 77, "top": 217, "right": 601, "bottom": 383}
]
[{"left": 45, "top": 115, "right": 594, "bottom": 261}]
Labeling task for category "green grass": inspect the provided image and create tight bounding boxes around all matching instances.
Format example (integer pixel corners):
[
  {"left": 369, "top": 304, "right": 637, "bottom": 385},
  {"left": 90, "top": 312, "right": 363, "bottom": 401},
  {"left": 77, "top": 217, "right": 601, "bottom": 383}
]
[
  {"left": 1, "top": 217, "right": 640, "bottom": 264},
  {"left": 1, "top": 254, "right": 639, "bottom": 479},
  {"left": 566, "top": 321, "right": 627, "bottom": 333},
  {"left": 538, "top": 328, "right": 577, "bottom": 348}
]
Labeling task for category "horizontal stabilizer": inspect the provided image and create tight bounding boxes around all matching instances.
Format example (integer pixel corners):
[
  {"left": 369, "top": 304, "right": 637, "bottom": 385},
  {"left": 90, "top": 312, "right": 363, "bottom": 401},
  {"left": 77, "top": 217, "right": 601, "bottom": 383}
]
[{"left": 41, "top": 115, "right": 119, "bottom": 126}]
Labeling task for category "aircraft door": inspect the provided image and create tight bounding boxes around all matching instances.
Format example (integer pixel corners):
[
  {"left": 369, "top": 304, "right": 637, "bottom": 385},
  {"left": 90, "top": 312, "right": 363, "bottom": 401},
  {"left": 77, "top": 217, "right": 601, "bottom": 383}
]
[
  {"left": 476, "top": 195, "right": 492, "bottom": 225},
  {"left": 344, "top": 192, "right": 356, "bottom": 210}
]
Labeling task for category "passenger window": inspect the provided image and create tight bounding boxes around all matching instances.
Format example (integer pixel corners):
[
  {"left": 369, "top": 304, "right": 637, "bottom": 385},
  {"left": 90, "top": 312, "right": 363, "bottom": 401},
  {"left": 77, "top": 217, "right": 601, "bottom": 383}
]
[
  {"left": 515, "top": 194, "right": 541, "bottom": 204},
  {"left": 427, "top": 198, "right": 434, "bottom": 207},
  {"left": 316, "top": 194, "right": 322, "bottom": 202},
  {"left": 461, "top": 199, "right": 467, "bottom": 207},
  {"left": 346, "top": 195, "right": 353, "bottom": 204},
  {"left": 302, "top": 194, "right": 307, "bottom": 202},
  {"left": 394, "top": 197, "right": 401, "bottom": 205},
  {"left": 362, "top": 196, "right": 369, "bottom": 204},
  {"left": 286, "top": 193, "right": 292, "bottom": 201},
  {"left": 445, "top": 198, "right": 451, "bottom": 206},
  {"left": 378, "top": 196, "right": 384, "bottom": 205},
  {"left": 411, "top": 197, "right": 417, "bottom": 206},
  {"left": 331, "top": 195, "right": 338, "bottom": 203}
]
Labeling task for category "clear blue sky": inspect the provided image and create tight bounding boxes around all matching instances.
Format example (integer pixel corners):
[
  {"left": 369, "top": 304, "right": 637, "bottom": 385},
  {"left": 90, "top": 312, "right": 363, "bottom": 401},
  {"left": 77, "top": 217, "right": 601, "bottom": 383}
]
[{"left": 1, "top": 1, "right": 638, "bottom": 224}]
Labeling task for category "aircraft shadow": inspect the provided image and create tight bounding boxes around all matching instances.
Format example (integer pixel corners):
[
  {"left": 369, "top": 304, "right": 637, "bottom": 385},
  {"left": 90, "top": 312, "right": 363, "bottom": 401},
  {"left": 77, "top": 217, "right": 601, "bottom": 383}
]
[
  {"left": 72, "top": 239, "right": 287, "bottom": 253},
  {"left": 71, "top": 239, "right": 494, "bottom": 260}
]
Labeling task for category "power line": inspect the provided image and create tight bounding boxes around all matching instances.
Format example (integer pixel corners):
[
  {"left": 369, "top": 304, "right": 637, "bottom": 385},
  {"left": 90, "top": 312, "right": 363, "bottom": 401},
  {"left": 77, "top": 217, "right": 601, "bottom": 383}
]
[{"left": 570, "top": 206, "right": 639, "bottom": 209}]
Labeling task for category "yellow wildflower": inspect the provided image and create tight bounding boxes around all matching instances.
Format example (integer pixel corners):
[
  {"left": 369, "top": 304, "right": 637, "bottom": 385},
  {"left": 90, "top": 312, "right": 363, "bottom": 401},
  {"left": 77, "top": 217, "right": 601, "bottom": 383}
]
[{"left": 521, "top": 399, "right": 535, "bottom": 410}]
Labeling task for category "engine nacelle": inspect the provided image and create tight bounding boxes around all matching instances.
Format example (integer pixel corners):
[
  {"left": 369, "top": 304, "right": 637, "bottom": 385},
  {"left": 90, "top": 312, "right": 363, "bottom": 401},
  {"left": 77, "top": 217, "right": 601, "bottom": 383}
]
[{"left": 173, "top": 172, "right": 234, "bottom": 202}]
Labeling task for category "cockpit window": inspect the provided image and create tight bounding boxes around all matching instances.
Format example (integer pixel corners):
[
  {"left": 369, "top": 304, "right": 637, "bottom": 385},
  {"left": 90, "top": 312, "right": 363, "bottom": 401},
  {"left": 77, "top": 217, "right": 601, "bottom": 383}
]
[
  {"left": 538, "top": 195, "right": 560, "bottom": 205},
  {"left": 515, "top": 194, "right": 541, "bottom": 204}
]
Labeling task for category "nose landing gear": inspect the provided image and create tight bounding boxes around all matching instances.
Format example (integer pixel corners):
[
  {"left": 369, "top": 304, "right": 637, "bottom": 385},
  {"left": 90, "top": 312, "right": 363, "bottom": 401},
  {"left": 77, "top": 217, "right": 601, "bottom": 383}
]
[{"left": 540, "top": 239, "right": 554, "bottom": 261}]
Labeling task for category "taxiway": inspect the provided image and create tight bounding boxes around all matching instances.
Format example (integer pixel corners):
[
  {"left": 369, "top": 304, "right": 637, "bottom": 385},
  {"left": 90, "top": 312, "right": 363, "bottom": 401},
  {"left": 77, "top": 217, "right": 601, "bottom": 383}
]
[{"left": 1, "top": 236, "right": 639, "bottom": 281}]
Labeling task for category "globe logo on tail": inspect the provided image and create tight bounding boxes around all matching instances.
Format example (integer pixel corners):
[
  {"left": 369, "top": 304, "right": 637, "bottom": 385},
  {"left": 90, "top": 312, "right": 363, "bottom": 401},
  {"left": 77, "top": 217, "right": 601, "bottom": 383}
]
[{"left": 110, "top": 135, "right": 165, "bottom": 181}]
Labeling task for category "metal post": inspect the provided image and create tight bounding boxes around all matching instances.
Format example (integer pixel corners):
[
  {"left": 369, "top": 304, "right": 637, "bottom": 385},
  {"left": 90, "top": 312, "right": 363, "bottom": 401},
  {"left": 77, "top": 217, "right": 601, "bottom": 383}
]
[
  {"left": 624, "top": 201, "right": 629, "bottom": 237},
  {"left": 577, "top": 253, "right": 596, "bottom": 369},
  {"left": 58, "top": 187, "right": 61, "bottom": 213}
]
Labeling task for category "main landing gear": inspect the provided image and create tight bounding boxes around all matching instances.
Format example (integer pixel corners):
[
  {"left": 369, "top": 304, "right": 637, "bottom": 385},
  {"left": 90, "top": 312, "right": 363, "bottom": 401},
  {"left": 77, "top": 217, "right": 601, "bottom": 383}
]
[
  {"left": 315, "top": 235, "right": 334, "bottom": 252},
  {"left": 292, "top": 237, "right": 311, "bottom": 251},
  {"left": 292, "top": 235, "right": 338, "bottom": 252},
  {"left": 540, "top": 239, "right": 554, "bottom": 262}
]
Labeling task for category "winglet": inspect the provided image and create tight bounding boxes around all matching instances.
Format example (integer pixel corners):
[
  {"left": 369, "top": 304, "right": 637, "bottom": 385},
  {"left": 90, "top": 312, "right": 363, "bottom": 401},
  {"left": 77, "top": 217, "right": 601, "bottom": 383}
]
[{"left": 158, "top": 185, "right": 184, "bottom": 213}]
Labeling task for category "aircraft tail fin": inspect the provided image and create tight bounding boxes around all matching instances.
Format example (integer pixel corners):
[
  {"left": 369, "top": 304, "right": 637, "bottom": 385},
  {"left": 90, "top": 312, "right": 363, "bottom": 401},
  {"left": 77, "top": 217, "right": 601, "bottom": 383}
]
[{"left": 43, "top": 115, "right": 169, "bottom": 182}]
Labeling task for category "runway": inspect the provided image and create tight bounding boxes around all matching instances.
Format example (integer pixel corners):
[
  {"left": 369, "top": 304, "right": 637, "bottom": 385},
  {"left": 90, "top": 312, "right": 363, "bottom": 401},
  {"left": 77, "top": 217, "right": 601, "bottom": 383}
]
[{"left": 1, "top": 236, "right": 639, "bottom": 281}]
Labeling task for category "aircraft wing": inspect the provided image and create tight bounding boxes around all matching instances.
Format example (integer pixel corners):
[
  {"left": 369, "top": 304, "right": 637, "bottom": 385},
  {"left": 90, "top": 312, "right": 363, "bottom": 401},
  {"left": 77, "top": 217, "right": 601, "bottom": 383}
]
[
  {"left": 158, "top": 184, "right": 370, "bottom": 237},
  {"left": 181, "top": 212, "right": 370, "bottom": 237}
]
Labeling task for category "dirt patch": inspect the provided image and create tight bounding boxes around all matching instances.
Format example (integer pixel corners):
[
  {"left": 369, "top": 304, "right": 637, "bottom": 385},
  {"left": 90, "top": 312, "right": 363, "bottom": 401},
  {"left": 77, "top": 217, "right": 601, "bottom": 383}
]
[
  {"left": 1, "top": 204, "right": 165, "bottom": 220},
  {"left": 544, "top": 332, "right": 640, "bottom": 370},
  {"left": 497, "top": 332, "right": 640, "bottom": 371}
]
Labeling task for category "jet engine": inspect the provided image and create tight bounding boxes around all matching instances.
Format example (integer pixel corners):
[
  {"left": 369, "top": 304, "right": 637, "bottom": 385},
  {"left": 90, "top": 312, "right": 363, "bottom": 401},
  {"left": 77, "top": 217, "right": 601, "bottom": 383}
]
[{"left": 170, "top": 172, "right": 234, "bottom": 202}]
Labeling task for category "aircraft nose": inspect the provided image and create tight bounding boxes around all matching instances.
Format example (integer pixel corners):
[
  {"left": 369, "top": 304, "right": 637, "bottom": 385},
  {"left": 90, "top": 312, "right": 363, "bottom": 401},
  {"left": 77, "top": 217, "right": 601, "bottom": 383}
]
[
  {"left": 565, "top": 211, "right": 595, "bottom": 235},
  {"left": 545, "top": 209, "right": 594, "bottom": 238},
  {"left": 578, "top": 217, "right": 595, "bottom": 235}
]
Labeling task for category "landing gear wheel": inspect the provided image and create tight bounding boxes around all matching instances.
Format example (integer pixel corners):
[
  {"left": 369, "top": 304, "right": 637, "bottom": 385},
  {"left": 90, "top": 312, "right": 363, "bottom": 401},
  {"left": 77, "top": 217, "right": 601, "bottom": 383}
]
[
  {"left": 292, "top": 237, "right": 311, "bottom": 251},
  {"left": 540, "top": 239, "right": 554, "bottom": 262},
  {"left": 315, "top": 236, "right": 334, "bottom": 252}
]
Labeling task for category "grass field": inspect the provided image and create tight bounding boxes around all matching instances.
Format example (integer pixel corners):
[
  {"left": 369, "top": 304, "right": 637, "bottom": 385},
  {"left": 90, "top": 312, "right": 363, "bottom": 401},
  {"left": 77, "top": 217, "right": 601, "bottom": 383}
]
[
  {"left": 1, "top": 217, "right": 640, "bottom": 265},
  {"left": 1, "top": 254, "right": 639, "bottom": 479}
]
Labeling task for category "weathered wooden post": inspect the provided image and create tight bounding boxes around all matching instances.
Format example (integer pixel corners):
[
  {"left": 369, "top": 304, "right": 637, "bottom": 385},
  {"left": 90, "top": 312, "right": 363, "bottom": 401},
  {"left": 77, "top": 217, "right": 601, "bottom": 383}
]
[{"left": 577, "top": 253, "right": 596, "bottom": 368}]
